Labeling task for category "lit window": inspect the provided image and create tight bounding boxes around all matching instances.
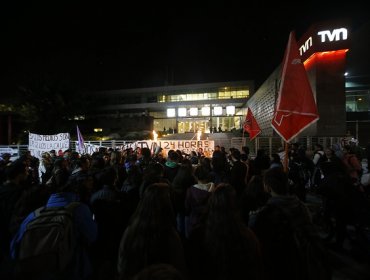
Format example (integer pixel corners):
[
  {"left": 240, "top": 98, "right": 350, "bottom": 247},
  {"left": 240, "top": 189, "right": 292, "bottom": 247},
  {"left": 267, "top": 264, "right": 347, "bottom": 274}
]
[
  {"left": 201, "top": 107, "right": 210, "bottom": 116},
  {"left": 167, "top": 108, "right": 176, "bottom": 117},
  {"left": 226, "top": 106, "right": 235, "bottom": 115},
  {"left": 178, "top": 108, "right": 187, "bottom": 117},
  {"left": 214, "top": 106, "right": 223, "bottom": 116},
  {"left": 189, "top": 108, "right": 198, "bottom": 116}
]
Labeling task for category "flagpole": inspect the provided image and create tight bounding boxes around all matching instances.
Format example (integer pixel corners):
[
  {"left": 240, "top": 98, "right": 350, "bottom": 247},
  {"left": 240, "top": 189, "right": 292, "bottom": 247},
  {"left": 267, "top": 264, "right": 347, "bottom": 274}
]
[{"left": 242, "top": 126, "right": 245, "bottom": 145}]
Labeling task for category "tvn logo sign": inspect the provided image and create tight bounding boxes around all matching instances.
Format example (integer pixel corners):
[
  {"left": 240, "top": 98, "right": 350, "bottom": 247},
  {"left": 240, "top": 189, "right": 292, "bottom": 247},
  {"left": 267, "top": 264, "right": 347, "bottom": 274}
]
[{"left": 299, "top": 28, "right": 348, "bottom": 56}]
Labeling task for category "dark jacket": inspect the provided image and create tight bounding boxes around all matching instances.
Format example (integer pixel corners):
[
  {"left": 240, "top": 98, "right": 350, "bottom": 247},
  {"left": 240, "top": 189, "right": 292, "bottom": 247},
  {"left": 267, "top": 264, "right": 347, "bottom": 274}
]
[{"left": 11, "top": 192, "right": 97, "bottom": 279}]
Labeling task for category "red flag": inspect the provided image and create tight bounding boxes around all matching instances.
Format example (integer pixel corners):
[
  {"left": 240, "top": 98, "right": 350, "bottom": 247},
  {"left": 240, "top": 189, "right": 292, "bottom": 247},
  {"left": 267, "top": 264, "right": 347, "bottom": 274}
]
[
  {"left": 271, "top": 31, "right": 319, "bottom": 143},
  {"left": 244, "top": 107, "right": 261, "bottom": 141}
]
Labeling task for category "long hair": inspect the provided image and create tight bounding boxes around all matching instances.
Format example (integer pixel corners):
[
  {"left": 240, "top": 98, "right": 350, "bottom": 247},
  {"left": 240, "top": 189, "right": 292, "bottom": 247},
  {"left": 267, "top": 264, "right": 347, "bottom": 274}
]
[
  {"left": 118, "top": 183, "right": 176, "bottom": 279},
  {"left": 204, "top": 183, "right": 262, "bottom": 280}
]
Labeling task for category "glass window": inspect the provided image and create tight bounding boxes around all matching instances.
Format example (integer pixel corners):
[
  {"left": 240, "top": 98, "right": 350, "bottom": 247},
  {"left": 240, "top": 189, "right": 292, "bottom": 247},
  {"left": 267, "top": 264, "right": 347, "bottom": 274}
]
[
  {"left": 189, "top": 108, "right": 198, "bottom": 116},
  {"left": 178, "top": 108, "right": 187, "bottom": 117},
  {"left": 167, "top": 108, "right": 176, "bottom": 117},
  {"left": 201, "top": 107, "right": 210, "bottom": 116}
]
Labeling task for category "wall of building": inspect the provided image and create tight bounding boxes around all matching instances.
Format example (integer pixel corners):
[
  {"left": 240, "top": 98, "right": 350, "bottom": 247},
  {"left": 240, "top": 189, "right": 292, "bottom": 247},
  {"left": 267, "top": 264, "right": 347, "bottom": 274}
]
[{"left": 247, "top": 66, "right": 281, "bottom": 136}]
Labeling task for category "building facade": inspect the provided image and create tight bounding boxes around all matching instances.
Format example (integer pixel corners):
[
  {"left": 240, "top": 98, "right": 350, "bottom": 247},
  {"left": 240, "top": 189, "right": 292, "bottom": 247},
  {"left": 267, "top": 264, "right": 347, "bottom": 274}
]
[{"left": 86, "top": 81, "right": 253, "bottom": 137}]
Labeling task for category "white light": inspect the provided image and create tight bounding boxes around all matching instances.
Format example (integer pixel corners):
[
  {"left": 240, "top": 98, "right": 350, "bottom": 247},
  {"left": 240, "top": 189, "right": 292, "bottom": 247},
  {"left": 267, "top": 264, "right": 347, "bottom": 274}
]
[
  {"left": 344, "top": 72, "right": 348, "bottom": 76},
  {"left": 167, "top": 108, "right": 176, "bottom": 117},
  {"left": 189, "top": 107, "right": 198, "bottom": 116},
  {"left": 178, "top": 108, "right": 187, "bottom": 117},
  {"left": 201, "top": 107, "right": 210, "bottom": 116},
  {"left": 226, "top": 105, "right": 235, "bottom": 115},
  {"left": 214, "top": 106, "right": 223, "bottom": 116},
  {"left": 197, "top": 130, "right": 202, "bottom": 141},
  {"left": 153, "top": 130, "right": 158, "bottom": 142}
]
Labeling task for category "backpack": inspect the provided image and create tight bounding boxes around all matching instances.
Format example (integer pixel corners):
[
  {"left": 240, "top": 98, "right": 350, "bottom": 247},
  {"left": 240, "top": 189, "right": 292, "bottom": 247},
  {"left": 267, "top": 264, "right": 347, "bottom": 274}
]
[
  {"left": 347, "top": 155, "right": 363, "bottom": 179},
  {"left": 16, "top": 202, "right": 80, "bottom": 278},
  {"left": 290, "top": 161, "right": 312, "bottom": 188}
]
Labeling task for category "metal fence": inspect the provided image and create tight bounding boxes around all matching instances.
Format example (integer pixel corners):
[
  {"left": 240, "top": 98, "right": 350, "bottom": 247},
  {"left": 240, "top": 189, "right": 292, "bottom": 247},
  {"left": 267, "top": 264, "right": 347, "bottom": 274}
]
[{"left": 1, "top": 136, "right": 346, "bottom": 158}]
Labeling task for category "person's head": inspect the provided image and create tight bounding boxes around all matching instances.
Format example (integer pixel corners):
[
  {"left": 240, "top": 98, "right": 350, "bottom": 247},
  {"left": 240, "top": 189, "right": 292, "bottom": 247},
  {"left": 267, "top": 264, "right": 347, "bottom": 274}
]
[
  {"left": 55, "top": 156, "right": 69, "bottom": 169},
  {"left": 167, "top": 150, "right": 179, "bottom": 163},
  {"left": 194, "top": 165, "right": 211, "bottom": 183},
  {"left": 324, "top": 147, "right": 335, "bottom": 159},
  {"left": 5, "top": 159, "right": 28, "bottom": 182},
  {"left": 263, "top": 167, "right": 289, "bottom": 195},
  {"left": 208, "top": 183, "right": 237, "bottom": 214},
  {"left": 256, "top": 148, "right": 266, "bottom": 157},
  {"left": 133, "top": 183, "right": 175, "bottom": 227},
  {"left": 343, "top": 144, "right": 354, "bottom": 154},
  {"left": 242, "top": 146, "right": 250, "bottom": 155},
  {"left": 71, "top": 155, "right": 90, "bottom": 171},
  {"left": 231, "top": 149, "right": 241, "bottom": 161},
  {"left": 63, "top": 173, "right": 94, "bottom": 199},
  {"left": 1, "top": 153, "right": 11, "bottom": 161},
  {"left": 131, "top": 263, "right": 186, "bottom": 280},
  {"left": 141, "top": 147, "right": 151, "bottom": 159},
  {"left": 270, "top": 153, "right": 281, "bottom": 163},
  {"left": 95, "top": 166, "right": 117, "bottom": 187},
  {"left": 314, "top": 143, "right": 323, "bottom": 152}
]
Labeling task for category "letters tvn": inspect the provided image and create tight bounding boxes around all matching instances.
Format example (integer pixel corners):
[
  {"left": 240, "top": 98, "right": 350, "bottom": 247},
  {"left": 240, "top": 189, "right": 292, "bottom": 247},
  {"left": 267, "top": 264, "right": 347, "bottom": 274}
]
[{"left": 299, "top": 27, "right": 348, "bottom": 56}]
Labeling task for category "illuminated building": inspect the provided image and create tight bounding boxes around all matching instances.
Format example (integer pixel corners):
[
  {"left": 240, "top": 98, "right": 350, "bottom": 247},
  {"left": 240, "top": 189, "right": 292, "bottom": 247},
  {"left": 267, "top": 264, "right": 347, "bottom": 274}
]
[{"left": 85, "top": 81, "right": 253, "bottom": 135}]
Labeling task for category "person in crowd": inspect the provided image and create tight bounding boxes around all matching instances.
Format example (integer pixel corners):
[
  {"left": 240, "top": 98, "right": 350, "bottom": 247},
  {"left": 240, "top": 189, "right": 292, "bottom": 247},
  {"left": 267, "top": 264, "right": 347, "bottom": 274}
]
[
  {"left": 252, "top": 167, "right": 331, "bottom": 280},
  {"left": 38, "top": 152, "right": 53, "bottom": 185},
  {"left": 187, "top": 183, "right": 263, "bottom": 280},
  {"left": 89, "top": 166, "right": 125, "bottom": 280},
  {"left": 172, "top": 163, "right": 197, "bottom": 238},
  {"left": 253, "top": 149, "right": 270, "bottom": 176},
  {"left": 229, "top": 149, "right": 248, "bottom": 198},
  {"left": 0, "top": 160, "right": 29, "bottom": 263},
  {"left": 270, "top": 153, "right": 283, "bottom": 169},
  {"left": 163, "top": 150, "right": 180, "bottom": 183},
  {"left": 342, "top": 145, "right": 363, "bottom": 186},
  {"left": 185, "top": 165, "right": 215, "bottom": 238},
  {"left": 117, "top": 183, "right": 187, "bottom": 280},
  {"left": 240, "top": 175, "right": 271, "bottom": 227},
  {"left": 131, "top": 263, "right": 186, "bottom": 280},
  {"left": 11, "top": 177, "right": 97, "bottom": 280}
]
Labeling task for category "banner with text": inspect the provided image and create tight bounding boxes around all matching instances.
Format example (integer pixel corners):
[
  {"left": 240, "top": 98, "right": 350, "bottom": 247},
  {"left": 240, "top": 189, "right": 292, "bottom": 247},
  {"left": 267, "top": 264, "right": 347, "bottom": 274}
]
[
  {"left": 118, "top": 140, "right": 214, "bottom": 157},
  {"left": 29, "top": 132, "right": 70, "bottom": 159}
]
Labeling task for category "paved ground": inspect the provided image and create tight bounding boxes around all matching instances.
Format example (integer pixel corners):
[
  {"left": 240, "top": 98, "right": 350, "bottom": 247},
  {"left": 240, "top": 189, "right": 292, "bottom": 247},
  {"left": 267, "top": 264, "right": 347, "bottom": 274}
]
[{"left": 305, "top": 193, "right": 370, "bottom": 280}]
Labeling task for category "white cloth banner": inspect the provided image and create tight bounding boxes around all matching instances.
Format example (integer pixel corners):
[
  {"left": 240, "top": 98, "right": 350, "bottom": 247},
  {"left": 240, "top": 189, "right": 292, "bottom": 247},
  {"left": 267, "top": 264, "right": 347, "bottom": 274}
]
[
  {"left": 118, "top": 140, "right": 214, "bottom": 157},
  {"left": 75, "top": 142, "right": 101, "bottom": 155},
  {"left": 29, "top": 132, "right": 70, "bottom": 159}
]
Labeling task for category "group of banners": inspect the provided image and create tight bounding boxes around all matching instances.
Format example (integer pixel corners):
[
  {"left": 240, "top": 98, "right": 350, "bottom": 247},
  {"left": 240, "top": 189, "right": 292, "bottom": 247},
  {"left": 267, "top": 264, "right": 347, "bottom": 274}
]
[{"left": 29, "top": 131, "right": 214, "bottom": 159}]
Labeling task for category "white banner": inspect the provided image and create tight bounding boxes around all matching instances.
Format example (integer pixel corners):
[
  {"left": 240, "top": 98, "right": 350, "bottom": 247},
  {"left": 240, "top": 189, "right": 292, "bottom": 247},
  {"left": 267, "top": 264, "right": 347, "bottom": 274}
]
[
  {"left": 118, "top": 140, "right": 214, "bottom": 157},
  {"left": 75, "top": 142, "right": 101, "bottom": 155},
  {"left": 29, "top": 132, "right": 70, "bottom": 159}
]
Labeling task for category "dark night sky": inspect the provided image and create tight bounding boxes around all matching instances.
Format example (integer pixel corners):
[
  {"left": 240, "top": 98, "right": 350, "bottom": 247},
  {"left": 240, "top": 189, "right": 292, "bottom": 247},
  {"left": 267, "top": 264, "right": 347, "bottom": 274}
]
[{"left": 2, "top": 2, "right": 370, "bottom": 92}]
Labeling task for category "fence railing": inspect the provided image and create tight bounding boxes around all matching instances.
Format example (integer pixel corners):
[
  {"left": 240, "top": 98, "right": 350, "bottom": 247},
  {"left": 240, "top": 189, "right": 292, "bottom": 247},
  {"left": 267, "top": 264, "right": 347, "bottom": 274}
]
[{"left": 1, "top": 136, "right": 347, "bottom": 158}]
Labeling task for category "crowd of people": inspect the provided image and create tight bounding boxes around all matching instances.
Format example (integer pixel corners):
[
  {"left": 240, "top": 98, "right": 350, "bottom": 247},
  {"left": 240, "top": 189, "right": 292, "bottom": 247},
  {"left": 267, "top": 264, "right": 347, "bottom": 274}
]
[{"left": 0, "top": 142, "right": 369, "bottom": 279}]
